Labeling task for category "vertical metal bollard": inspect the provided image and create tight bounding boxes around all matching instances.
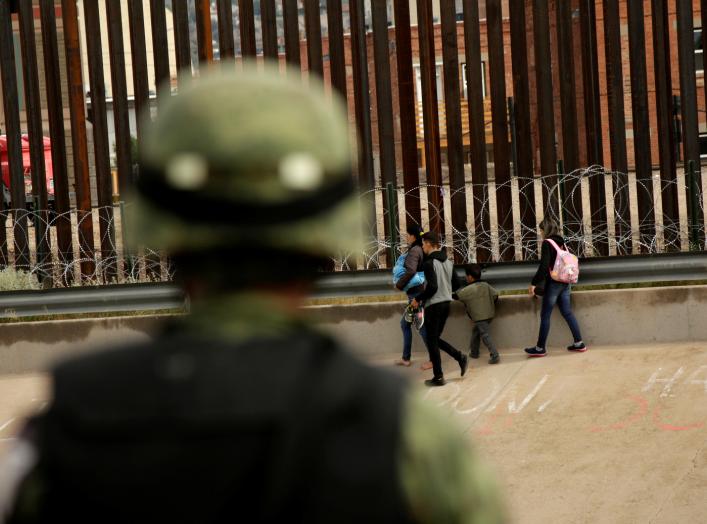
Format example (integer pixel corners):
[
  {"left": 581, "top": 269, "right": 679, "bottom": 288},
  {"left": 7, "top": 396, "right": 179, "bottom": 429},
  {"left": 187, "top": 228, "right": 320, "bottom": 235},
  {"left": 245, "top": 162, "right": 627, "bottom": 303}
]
[
  {"left": 687, "top": 160, "right": 700, "bottom": 249},
  {"left": 557, "top": 159, "right": 568, "bottom": 237},
  {"left": 508, "top": 96, "right": 518, "bottom": 178},
  {"left": 120, "top": 200, "right": 134, "bottom": 279},
  {"left": 385, "top": 182, "right": 399, "bottom": 267}
]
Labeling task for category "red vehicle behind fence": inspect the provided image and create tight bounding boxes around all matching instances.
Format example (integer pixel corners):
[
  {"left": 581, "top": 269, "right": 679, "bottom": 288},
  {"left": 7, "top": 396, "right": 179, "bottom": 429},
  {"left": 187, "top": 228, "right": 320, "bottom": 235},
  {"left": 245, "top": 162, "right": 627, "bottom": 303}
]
[{"left": 0, "top": 134, "right": 55, "bottom": 208}]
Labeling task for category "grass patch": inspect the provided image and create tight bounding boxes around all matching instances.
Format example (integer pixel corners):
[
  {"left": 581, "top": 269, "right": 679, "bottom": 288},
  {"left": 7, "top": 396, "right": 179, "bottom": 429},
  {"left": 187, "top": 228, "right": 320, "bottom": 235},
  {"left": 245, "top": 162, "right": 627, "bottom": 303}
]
[
  {"left": 306, "top": 294, "right": 402, "bottom": 306},
  {"left": 0, "top": 309, "right": 184, "bottom": 324},
  {"left": 0, "top": 268, "right": 41, "bottom": 291},
  {"left": 495, "top": 280, "right": 707, "bottom": 297},
  {"left": 572, "top": 280, "right": 707, "bottom": 292}
]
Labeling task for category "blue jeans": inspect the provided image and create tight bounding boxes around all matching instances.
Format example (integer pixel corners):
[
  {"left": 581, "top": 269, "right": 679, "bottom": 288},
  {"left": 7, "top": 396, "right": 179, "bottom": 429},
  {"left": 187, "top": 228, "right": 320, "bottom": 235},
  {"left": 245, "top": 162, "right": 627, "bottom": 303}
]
[
  {"left": 537, "top": 279, "right": 583, "bottom": 349},
  {"left": 401, "top": 295, "right": 428, "bottom": 361}
]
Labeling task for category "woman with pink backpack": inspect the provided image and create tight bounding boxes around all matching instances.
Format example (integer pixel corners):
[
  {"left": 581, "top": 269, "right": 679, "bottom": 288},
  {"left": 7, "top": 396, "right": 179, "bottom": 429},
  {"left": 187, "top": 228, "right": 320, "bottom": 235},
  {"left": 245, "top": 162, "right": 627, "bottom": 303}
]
[{"left": 525, "top": 216, "right": 586, "bottom": 357}]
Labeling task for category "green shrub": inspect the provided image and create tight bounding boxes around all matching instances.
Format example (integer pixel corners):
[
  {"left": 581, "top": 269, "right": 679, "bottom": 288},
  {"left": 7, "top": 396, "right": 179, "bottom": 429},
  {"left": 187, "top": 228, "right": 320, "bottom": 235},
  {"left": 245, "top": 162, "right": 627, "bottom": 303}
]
[{"left": 0, "top": 268, "right": 41, "bottom": 291}]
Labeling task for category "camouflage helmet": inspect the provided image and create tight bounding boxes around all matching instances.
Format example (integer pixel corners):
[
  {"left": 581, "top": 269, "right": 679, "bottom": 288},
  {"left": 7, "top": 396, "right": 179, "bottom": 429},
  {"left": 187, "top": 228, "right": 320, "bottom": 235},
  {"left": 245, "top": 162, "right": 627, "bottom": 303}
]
[{"left": 130, "top": 65, "right": 362, "bottom": 257}]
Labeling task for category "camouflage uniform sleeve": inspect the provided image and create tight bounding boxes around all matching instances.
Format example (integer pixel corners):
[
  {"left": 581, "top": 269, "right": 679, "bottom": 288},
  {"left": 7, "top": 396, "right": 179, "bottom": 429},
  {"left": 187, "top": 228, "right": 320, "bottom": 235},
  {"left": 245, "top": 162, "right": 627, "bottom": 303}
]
[{"left": 398, "top": 391, "right": 507, "bottom": 524}]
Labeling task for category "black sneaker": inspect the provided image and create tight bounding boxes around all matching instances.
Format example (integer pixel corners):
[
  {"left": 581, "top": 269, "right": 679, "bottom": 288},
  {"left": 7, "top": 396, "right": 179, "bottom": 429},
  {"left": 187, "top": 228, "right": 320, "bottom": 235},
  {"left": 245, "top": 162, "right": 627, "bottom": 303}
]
[
  {"left": 489, "top": 354, "right": 500, "bottom": 365},
  {"left": 524, "top": 347, "right": 547, "bottom": 358},
  {"left": 460, "top": 355, "right": 469, "bottom": 377},
  {"left": 425, "top": 376, "right": 446, "bottom": 387},
  {"left": 567, "top": 342, "right": 587, "bottom": 352},
  {"left": 470, "top": 351, "right": 480, "bottom": 359}
]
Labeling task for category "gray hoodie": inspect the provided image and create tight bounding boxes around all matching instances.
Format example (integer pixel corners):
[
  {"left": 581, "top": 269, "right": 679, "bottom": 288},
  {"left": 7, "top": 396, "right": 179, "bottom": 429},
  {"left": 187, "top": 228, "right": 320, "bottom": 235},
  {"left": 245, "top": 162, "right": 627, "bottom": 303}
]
[{"left": 415, "top": 249, "right": 459, "bottom": 306}]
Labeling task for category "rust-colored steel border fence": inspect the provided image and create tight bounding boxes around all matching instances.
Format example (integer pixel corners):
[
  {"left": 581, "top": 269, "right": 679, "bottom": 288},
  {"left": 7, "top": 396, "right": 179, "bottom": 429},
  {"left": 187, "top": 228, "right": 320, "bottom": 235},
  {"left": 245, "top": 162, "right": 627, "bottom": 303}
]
[{"left": 0, "top": 0, "right": 704, "bottom": 284}]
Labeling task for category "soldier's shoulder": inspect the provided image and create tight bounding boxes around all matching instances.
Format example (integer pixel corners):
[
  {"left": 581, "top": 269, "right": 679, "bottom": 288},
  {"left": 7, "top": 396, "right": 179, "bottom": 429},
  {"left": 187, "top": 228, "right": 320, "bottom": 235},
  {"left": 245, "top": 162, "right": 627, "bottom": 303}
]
[
  {"left": 53, "top": 339, "right": 155, "bottom": 381},
  {"left": 319, "top": 336, "right": 411, "bottom": 401}
]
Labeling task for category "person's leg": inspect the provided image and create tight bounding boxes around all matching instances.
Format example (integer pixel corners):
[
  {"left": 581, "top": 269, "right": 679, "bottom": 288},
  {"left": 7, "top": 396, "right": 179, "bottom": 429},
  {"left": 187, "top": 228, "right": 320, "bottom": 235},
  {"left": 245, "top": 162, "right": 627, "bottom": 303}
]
[
  {"left": 436, "top": 303, "right": 468, "bottom": 376},
  {"left": 399, "top": 314, "right": 413, "bottom": 362},
  {"left": 418, "top": 324, "right": 430, "bottom": 349},
  {"left": 557, "top": 285, "right": 583, "bottom": 343},
  {"left": 438, "top": 338, "right": 464, "bottom": 363},
  {"left": 470, "top": 323, "right": 481, "bottom": 358},
  {"left": 416, "top": 324, "right": 434, "bottom": 368},
  {"left": 408, "top": 319, "right": 431, "bottom": 368},
  {"left": 477, "top": 320, "right": 499, "bottom": 358},
  {"left": 536, "top": 281, "right": 562, "bottom": 350},
  {"left": 423, "top": 303, "right": 444, "bottom": 379}
]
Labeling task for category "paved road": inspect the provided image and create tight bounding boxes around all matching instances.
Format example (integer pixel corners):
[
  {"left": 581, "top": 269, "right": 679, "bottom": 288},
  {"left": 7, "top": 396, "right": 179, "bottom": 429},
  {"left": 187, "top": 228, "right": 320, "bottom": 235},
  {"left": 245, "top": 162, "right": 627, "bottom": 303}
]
[
  {"left": 1, "top": 343, "right": 706, "bottom": 523},
  {"left": 391, "top": 342, "right": 707, "bottom": 524}
]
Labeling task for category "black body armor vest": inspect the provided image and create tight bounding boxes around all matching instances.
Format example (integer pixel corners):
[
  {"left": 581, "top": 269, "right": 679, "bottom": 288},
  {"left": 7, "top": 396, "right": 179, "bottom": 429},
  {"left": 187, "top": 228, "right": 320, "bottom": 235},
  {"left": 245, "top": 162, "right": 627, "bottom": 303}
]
[{"left": 29, "top": 330, "right": 414, "bottom": 523}]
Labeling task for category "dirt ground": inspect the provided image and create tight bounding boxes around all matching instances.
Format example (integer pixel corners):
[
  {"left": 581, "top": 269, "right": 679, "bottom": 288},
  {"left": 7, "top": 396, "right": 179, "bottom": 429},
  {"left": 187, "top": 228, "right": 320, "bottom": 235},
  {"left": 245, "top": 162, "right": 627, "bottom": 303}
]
[{"left": 1, "top": 342, "right": 706, "bottom": 523}]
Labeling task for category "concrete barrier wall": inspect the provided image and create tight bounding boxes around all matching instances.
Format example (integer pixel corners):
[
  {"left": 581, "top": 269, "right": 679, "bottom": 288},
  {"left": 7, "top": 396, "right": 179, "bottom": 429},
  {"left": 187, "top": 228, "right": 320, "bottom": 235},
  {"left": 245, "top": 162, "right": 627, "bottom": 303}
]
[
  {"left": 0, "top": 317, "right": 158, "bottom": 375},
  {"left": 311, "top": 285, "right": 707, "bottom": 357},
  {"left": 0, "top": 285, "right": 704, "bottom": 374}
]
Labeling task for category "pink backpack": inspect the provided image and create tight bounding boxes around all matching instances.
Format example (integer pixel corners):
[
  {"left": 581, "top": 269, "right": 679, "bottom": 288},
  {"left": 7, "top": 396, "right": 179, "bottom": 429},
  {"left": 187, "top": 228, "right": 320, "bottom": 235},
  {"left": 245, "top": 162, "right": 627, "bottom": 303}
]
[{"left": 545, "top": 239, "right": 579, "bottom": 284}]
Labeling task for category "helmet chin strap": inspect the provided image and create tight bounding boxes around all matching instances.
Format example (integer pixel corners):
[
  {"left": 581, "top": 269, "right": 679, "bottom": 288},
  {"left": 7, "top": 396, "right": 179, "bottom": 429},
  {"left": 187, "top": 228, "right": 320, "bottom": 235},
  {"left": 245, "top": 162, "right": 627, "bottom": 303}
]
[{"left": 135, "top": 164, "right": 355, "bottom": 226}]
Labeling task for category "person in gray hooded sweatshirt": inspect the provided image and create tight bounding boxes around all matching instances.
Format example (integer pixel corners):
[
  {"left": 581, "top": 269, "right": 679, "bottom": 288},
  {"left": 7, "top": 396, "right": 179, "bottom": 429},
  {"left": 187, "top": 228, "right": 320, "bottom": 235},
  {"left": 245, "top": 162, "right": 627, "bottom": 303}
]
[{"left": 410, "top": 231, "right": 468, "bottom": 386}]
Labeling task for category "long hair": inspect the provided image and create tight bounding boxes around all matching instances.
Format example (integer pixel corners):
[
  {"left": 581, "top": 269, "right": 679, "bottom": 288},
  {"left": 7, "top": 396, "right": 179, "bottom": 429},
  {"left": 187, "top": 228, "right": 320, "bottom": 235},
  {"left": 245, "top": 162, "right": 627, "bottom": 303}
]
[
  {"left": 539, "top": 216, "right": 561, "bottom": 238},
  {"left": 407, "top": 224, "right": 424, "bottom": 248}
]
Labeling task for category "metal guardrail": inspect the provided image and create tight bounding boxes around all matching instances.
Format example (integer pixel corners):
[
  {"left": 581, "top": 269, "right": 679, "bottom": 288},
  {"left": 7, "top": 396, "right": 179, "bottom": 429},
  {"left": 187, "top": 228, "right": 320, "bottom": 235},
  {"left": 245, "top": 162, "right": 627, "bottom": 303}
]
[
  {"left": 316, "top": 252, "right": 707, "bottom": 295},
  {"left": 0, "top": 252, "right": 704, "bottom": 319},
  {"left": 0, "top": 284, "right": 184, "bottom": 319}
]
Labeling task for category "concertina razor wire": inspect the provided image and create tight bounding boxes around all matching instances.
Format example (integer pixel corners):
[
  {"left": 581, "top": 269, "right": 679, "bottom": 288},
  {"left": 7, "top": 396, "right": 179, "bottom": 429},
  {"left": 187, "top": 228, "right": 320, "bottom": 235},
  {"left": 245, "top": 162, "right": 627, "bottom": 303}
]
[
  {"left": 0, "top": 166, "right": 702, "bottom": 282},
  {"left": 334, "top": 165, "right": 705, "bottom": 271}
]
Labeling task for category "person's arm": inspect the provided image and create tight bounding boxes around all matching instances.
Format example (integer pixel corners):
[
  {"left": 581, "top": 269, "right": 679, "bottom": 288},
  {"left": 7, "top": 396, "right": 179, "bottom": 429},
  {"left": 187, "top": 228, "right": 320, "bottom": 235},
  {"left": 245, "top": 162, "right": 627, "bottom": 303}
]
[
  {"left": 396, "top": 249, "right": 421, "bottom": 290},
  {"left": 396, "top": 272, "right": 413, "bottom": 291},
  {"left": 490, "top": 284, "right": 499, "bottom": 302},
  {"left": 414, "top": 259, "right": 437, "bottom": 302},
  {"left": 398, "top": 392, "right": 508, "bottom": 524},
  {"left": 531, "top": 241, "right": 551, "bottom": 286},
  {"left": 454, "top": 284, "right": 474, "bottom": 302}
]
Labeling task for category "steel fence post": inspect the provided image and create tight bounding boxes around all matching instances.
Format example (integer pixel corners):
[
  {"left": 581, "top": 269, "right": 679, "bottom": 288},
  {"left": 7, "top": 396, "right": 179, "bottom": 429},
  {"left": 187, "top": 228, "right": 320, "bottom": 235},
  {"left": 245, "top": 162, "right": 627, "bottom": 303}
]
[
  {"left": 557, "top": 159, "right": 568, "bottom": 237},
  {"left": 687, "top": 160, "right": 700, "bottom": 249},
  {"left": 386, "top": 182, "right": 399, "bottom": 267}
]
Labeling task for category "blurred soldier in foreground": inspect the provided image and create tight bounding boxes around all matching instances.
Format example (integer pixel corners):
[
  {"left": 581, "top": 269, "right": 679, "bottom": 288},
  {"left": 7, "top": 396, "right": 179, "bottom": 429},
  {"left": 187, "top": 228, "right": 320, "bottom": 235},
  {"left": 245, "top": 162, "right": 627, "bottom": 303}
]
[{"left": 1, "top": 67, "right": 505, "bottom": 523}]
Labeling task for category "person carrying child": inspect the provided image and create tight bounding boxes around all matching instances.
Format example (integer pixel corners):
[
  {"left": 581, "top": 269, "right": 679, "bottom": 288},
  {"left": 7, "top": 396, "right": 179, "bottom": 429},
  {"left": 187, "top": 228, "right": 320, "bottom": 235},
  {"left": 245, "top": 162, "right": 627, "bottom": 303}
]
[
  {"left": 411, "top": 231, "right": 468, "bottom": 386},
  {"left": 453, "top": 264, "right": 500, "bottom": 365},
  {"left": 393, "top": 224, "right": 429, "bottom": 367}
]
